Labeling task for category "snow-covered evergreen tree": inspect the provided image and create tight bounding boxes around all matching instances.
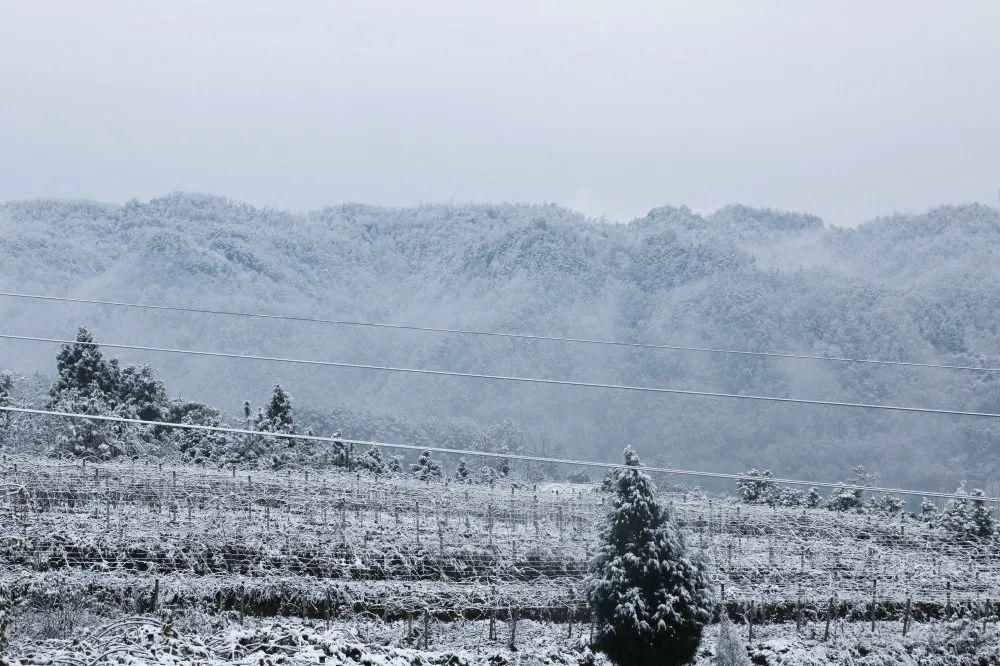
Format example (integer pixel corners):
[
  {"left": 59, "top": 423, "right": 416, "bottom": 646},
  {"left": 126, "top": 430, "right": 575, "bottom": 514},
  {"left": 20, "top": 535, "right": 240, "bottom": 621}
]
[
  {"left": 871, "top": 493, "right": 905, "bottom": 515},
  {"left": 117, "top": 364, "right": 167, "bottom": 422},
  {"left": 331, "top": 436, "right": 353, "bottom": 469},
  {"left": 387, "top": 454, "right": 403, "bottom": 474},
  {"left": 411, "top": 450, "right": 442, "bottom": 481},
  {"left": 49, "top": 327, "right": 120, "bottom": 404},
  {"left": 454, "top": 457, "right": 471, "bottom": 482},
  {"left": 967, "top": 489, "right": 995, "bottom": 539},
  {"left": 736, "top": 469, "right": 775, "bottom": 504},
  {"left": 0, "top": 371, "right": 12, "bottom": 428},
  {"left": 806, "top": 487, "right": 823, "bottom": 509},
  {"left": 938, "top": 484, "right": 994, "bottom": 540},
  {"left": 938, "top": 483, "right": 970, "bottom": 536},
  {"left": 919, "top": 497, "right": 938, "bottom": 523},
  {"left": 357, "top": 446, "right": 386, "bottom": 475},
  {"left": 165, "top": 400, "right": 228, "bottom": 465},
  {"left": 600, "top": 468, "right": 620, "bottom": 492},
  {"left": 586, "top": 448, "right": 712, "bottom": 666},
  {"left": 827, "top": 483, "right": 863, "bottom": 512},
  {"left": 263, "top": 385, "right": 294, "bottom": 432},
  {"left": 0, "top": 371, "right": 12, "bottom": 406},
  {"left": 478, "top": 464, "right": 501, "bottom": 486}
]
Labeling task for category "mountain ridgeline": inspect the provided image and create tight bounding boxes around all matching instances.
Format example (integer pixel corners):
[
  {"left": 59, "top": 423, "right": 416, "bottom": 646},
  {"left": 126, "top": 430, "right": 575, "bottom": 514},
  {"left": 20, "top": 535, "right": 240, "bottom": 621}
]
[{"left": 1, "top": 193, "right": 999, "bottom": 493}]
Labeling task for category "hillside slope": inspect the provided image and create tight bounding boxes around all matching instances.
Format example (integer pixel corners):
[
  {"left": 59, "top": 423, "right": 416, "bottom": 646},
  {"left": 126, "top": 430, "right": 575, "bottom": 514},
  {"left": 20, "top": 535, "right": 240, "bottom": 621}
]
[{"left": 1, "top": 193, "right": 999, "bottom": 491}]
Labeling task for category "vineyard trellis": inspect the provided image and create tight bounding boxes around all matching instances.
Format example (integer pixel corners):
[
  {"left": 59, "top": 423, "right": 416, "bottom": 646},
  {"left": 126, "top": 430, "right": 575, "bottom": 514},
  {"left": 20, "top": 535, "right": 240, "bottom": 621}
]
[{"left": 2, "top": 454, "right": 1000, "bottom": 638}]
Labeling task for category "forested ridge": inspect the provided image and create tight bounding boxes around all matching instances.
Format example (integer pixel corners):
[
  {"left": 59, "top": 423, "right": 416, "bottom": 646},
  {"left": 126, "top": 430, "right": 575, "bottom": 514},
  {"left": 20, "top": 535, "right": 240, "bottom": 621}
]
[{"left": 1, "top": 193, "right": 999, "bottom": 492}]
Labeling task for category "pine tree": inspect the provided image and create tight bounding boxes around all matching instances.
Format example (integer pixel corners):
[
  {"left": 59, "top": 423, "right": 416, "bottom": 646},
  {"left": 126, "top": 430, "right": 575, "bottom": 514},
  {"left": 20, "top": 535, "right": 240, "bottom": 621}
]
[
  {"left": 968, "top": 489, "right": 995, "bottom": 539},
  {"left": 938, "top": 483, "right": 970, "bottom": 536},
  {"left": 600, "top": 468, "right": 620, "bottom": 493},
  {"left": 805, "top": 487, "right": 823, "bottom": 509},
  {"left": 919, "top": 497, "right": 938, "bottom": 523},
  {"left": 49, "top": 327, "right": 120, "bottom": 404},
  {"left": 411, "top": 450, "right": 442, "bottom": 481},
  {"left": 331, "top": 436, "right": 353, "bottom": 469},
  {"left": 264, "top": 385, "right": 294, "bottom": 432},
  {"left": 118, "top": 364, "right": 167, "bottom": 422},
  {"left": 0, "top": 372, "right": 12, "bottom": 405},
  {"left": 478, "top": 465, "right": 501, "bottom": 486},
  {"left": 166, "top": 400, "right": 228, "bottom": 465},
  {"left": 586, "top": 448, "right": 712, "bottom": 666},
  {"left": 454, "top": 458, "right": 471, "bottom": 483},
  {"left": 0, "top": 372, "right": 12, "bottom": 428},
  {"left": 358, "top": 446, "right": 386, "bottom": 475}
]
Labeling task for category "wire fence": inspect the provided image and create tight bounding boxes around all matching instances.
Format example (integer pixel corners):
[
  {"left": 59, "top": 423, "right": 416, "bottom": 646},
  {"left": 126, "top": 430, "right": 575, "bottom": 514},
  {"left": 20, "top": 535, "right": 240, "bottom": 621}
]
[{"left": 2, "top": 455, "right": 999, "bottom": 626}]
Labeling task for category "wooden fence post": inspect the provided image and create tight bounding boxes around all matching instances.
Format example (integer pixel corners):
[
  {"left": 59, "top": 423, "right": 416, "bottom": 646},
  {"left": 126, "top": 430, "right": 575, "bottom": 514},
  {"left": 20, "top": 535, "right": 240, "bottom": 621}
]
[
  {"left": 796, "top": 586, "right": 803, "bottom": 632},
  {"left": 824, "top": 595, "right": 835, "bottom": 641},
  {"left": 870, "top": 578, "right": 878, "bottom": 632},
  {"left": 902, "top": 595, "right": 911, "bottom": 636}
]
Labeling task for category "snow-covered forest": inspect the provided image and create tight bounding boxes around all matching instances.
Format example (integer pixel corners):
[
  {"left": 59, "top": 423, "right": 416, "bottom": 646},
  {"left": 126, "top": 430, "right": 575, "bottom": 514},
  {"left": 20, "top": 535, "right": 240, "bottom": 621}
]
[{"left": 2, "top": 194, "right": 999, "bottom": 493}]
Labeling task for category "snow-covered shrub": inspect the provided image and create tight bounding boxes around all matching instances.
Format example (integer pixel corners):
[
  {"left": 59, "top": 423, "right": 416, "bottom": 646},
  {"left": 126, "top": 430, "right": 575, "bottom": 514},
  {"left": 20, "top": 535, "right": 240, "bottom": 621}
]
[
  {"left": 736, "top": 469, "right": 776, "bottom": 504},
  {"left": 919, "top": 497, "right": 938, "bottom": 523},
  {"left": 330, "top": 437, "right": 353, "bottom": 469},
  {"left": 0, "top": 371, "right": 13, "bottom": 426},
  {"left": 827, "top": 484, "right": 864, "bottom": 512},
  {"left": 357, "top": 446, "right": 386, "bottom": 474},
  {"left": 870, "top": 493, "right": 905, "bottom": 515},
  {"left": 477, "top": 464, "right": 501, "bottom": 486},
  {"left": 771, "top": 486, "right": 804, "bottom": 507},
  {"left": 411, "top": 450, "right": 442, "bottom": 481},
  {"left": 163, "top": 400, "right": 229, "bottom": 465},
  {"left": 599, "top": 468, "right": 619, "bottom": 493},
  {"left": 715, "top": 614, "right": 751, "bottom": 665},
  {"left": 938, "top": 484, "right": 995, "bottom": 540},
  {"left": 805, "top": 487, "right": 823, "bottom": 508},
  {"left": 586, "top": 447, "right": 712, "bottom": 666},
  {"left": 454, "top": 457, "right": 471, "bottom": 482}
]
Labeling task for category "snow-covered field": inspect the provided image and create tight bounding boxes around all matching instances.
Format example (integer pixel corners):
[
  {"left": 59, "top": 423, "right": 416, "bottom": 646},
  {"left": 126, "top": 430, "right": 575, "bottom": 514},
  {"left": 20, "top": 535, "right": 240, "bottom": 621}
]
[
  {"left": 5, "top": 614, "right": 1000, "bottom": 665},
  {"left": 3, "top": 454, "right": 999, "bottom": 664}
]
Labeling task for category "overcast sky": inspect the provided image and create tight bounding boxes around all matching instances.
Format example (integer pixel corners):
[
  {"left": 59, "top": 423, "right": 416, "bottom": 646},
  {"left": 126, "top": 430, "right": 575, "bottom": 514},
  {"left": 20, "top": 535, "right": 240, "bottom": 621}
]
[{"left": 1, "top": 1, "right": 998, "bottom": 226}]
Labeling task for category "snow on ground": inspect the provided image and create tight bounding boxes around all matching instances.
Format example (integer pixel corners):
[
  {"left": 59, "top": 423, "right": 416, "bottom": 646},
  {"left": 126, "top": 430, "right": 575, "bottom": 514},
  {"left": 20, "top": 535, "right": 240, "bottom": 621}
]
[
  {"left": 695, "top": 619, "right": 1000, "bottom": 665},
  {"left": 5, "top": 614, "right": 1000, "bottom": 665}
]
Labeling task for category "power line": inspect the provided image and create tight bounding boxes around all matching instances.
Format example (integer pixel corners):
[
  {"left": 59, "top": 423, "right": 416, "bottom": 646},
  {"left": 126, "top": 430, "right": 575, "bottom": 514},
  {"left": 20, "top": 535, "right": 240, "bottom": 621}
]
[
  {"left": 2, "top": 290, "right": 996, "bottom": 373},
  {"left": 4, "top": 331, "right": 1000, "bottom": 419},
  {"left": 2, "top": 405, "right": 995, "bottom": 503}
]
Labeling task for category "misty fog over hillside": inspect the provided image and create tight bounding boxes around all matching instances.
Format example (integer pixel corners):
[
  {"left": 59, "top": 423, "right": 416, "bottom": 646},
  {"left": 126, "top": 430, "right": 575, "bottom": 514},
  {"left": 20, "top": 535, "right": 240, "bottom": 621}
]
[{"left": 2, "top": 193, "right": 998, "bottom": 493}]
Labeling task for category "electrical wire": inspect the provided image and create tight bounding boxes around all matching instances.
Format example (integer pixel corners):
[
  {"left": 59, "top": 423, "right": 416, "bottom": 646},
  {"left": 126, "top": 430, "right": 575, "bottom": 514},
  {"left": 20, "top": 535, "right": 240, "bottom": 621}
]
[
  {"left": 2, "top": 405, "right": 997, "bottom": 502},
  {"left": 3, "top": 332, "right": 1000, "bottom": 419},
  {"left": 2, "top": 290, "right": 997, "bottom": 372}
]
